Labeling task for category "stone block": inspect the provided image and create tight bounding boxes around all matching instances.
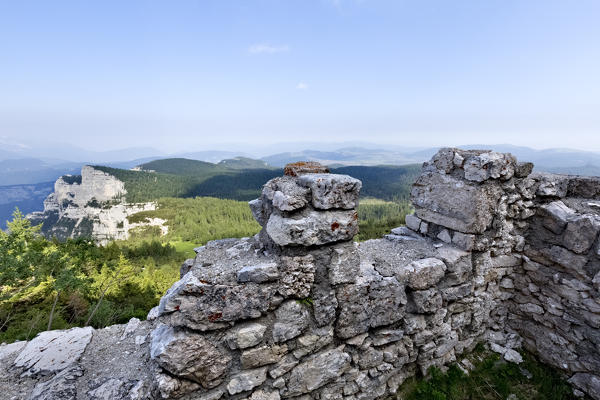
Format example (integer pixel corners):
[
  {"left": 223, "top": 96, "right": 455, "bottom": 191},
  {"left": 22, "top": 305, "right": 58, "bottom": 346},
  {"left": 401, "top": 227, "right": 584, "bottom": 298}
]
[
  {"left": 412, "top": 172, "right": 502, "bottom": 233},
  {"left": 273, "top": 301, "right": 310, "bottom": 343},
  {"left": 285, "top": 346, "right": 351, "bottom": 397},
  {"left": 406, "top": 258, "right": 447, "bottom": 290},
  {"left": 405, "top": 214, "right": 421, "bottom": 232},
  {"left": 150, "top": 324, "right": 230, "bottom": 388},
  {"left": 226, "top": 323, "right": 267, "bottom": 350},
  {"left": 237, "top": 263, "right": 279, "bottom": 283},
  {"left": 227, "top": 367, "right": 267, "bottom": 395},
  {"left": 297, "top": 173, "right": 361, "bottom": 210},
  {"left": 563, "top": 215, "right": 600, "bottom": 254},
  {"left": 411, "top": 289, "right": 442, "bottom": 314},
  {"left": 266, "top": 209, "right": 358, "bottom": 246},
  {"left": 537, "top": 201, "right": 575, "bottom": 234}
]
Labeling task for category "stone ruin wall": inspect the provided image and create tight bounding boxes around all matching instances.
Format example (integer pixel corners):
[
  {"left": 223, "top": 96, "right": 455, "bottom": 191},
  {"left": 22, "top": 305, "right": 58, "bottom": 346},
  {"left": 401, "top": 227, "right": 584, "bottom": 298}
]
[{"left": 1, "top": 150, "right": 599, "bottom": 400}]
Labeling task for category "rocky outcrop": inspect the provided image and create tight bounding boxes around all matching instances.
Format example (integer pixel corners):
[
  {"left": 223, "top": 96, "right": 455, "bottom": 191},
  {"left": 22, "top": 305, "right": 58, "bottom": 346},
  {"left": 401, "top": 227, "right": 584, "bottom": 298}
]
[
  {"left": 28, "top": 166, "right": 167, "bottom": 244},
  {"left": 4, "top": 149, "right": 600, "bottom": 399}
]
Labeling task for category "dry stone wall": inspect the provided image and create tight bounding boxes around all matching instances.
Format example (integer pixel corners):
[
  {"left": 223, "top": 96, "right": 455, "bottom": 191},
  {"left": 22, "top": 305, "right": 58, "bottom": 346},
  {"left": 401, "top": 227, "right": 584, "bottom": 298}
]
[{"left": 2, "top": 150, "right": 599, "bottom": 400}]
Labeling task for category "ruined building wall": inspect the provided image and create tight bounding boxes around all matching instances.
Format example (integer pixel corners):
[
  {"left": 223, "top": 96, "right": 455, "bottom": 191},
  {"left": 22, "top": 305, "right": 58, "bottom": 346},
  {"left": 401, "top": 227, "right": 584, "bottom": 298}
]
[{"left": 1, "top": 151, "right": 599, "bottom": 400}]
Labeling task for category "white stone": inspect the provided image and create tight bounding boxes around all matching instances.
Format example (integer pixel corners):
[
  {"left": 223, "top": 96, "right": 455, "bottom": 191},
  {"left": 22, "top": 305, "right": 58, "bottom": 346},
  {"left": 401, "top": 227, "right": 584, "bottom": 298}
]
[{"left": 13, "top": 327, "right": 93, "bottom": 377}]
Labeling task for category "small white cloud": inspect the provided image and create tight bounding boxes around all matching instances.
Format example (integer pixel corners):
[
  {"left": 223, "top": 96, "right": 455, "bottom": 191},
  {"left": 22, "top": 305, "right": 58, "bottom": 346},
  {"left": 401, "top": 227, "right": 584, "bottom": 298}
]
[
  {"left": 296, "top": 82, "right": 309, "bottom": 90},
  {"left": 248, "top": 43, "right": 290, "bottom": 54}
]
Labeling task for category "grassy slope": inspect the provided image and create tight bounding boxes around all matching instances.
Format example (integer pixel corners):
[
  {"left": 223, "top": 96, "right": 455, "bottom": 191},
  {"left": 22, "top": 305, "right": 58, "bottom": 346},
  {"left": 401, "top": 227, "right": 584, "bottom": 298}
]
[{"left": 395, "top": 346, "right": 579, "bottom": 400}]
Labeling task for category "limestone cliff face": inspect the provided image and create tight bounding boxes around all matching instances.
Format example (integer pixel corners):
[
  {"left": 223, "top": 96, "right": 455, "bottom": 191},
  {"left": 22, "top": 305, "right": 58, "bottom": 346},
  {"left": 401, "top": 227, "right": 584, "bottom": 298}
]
[{"left": 28, "top": 166, "right": 167, "bottom": 244}]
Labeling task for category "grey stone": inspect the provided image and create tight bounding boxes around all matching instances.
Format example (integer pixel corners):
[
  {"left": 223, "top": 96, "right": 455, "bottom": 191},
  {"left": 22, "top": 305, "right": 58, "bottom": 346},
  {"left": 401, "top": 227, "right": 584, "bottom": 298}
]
[
  {"left": 155, "top": 373, "right": 201, "bottom": 399},
  {"left": 515, "top": 162, "right": 534, "bottom": 178},
  {"left": 14, "top": 327, "right": 93, "bottom": 377},
  {"left": 0, "top": 340, "right": 25, "bottom": 361},
  {"left": 563, "top": 215, "right": 600, "bottom": 254},
  {"left": 237, "top": 263, "right": 279, "bottom": 283},
  {"left": 463, "top": 152, "right": 516, "bottom": 182},
  {"left": 157, "top": 272, "right": 277, "bottom": 330},
  {"left": 297, "top": 173, "right": 362, "bottom": 210},
  {"left": 329, "top": 243, "right": 360, "bottom": 285},
  {"left": 538, "top": 201, "right": 576, "bottom": 234},
  {"left": 406, "top": 258, "right": 447, "bottom": 290},
  {"left": 226, "top": 323, "right": 267, "bottom": 350},
  {"left": 569, "top": 373, "right": 600, "bottom": 400},
  {"left": 372, "top": 329, "right": 404, "bottom": 346},
  {"left": 594, "top": 271, "right": 600, "bottom": 291},
  {"left": 29, "top": 365, "right": 84, "bottom": 400},
  {"left": 535, "top": 173, "right": 569, "bottom": 197},
  {"left": 405, "top": 214, "right": 421, "bottom": 232},
  {"left": 273, "top": 300, "right": 310, "bottom": 342},
  {"left": 150, "top": 324, "right": 230, "bottom": 387},
  {"left": 437, "top": 229, "right": 452, "bottom": 243},
  {"left": 227, "top": 367, "right": 267, "bottom": 395},
  {"left": 269, "top": 354, "right": 299, "bottom": 379},
  {"left": 87, "top": 378, "right": 148, "bottom": 400},
  {"left": 336, "top": 276, "right": 406, "bottom": 339},
  {"left": 249, "top": 198, "right": 268, "bottom": 226},
  {"left": 241, "top": 344, "right": 288, "bottom": 369},
  {"left": 285, "top": 346, "right": 351, "bottom": 397},
  {"left": 451, "top": 232, "right": 476, "bottom": 251},
  {"left": 247, "top": 390, "right": 281, "bottom": 400},
  {"left": 279, "top": 255, "right": 315, "bottom": 298},
  {"left": 412, "top": 171, "right": 502, "bottom": 233},
  {"left": 441, "top": 283, "right": 473, "bottom": 301},
  {"left": 411, "top": 289, "right": 442, "bottom": 314},
  {"left": 266, "top": 209, "right": 359, "bottom": 246},
  {"left": 263, "top": 176, "right": 311, "bottom": 212}
]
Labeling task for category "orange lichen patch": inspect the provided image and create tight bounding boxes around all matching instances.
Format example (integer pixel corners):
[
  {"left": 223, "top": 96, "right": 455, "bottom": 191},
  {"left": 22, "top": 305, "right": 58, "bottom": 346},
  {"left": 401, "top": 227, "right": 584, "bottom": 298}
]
[
  {"left": 207, "top": 312, "right": 223, "bottom": 322},
  {"left": 331, "top": 222, "right": 340, "bottom": 231},
  {"left": 284, "top": 161, "right": 330, "bottom": 176}
]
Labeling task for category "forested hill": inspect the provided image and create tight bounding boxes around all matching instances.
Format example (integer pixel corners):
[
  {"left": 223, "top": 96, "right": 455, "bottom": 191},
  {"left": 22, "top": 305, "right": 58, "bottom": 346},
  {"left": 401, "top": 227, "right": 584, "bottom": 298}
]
[{"left": 93, "top": 158, "right": 421, "bottom": 203}]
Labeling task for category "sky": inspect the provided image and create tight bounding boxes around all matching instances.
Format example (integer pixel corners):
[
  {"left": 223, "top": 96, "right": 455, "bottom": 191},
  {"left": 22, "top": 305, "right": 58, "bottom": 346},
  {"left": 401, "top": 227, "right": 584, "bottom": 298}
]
[{"left": 0, "top": 0, "right": 599, "bottom": 153}]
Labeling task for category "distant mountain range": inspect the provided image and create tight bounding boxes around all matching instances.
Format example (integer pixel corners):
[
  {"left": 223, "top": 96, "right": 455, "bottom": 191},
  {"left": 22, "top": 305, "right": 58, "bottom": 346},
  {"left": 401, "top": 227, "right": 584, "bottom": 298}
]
[{"left": 3, "top": 143, "right": 600, "bottom": 187}]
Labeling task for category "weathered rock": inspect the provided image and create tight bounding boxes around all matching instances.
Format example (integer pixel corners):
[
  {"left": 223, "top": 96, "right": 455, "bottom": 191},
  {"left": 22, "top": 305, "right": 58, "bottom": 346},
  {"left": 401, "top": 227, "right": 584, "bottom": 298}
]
[
  {"left": 155, "top": 373, "right": 201, "bottom": 399},
  {"left": 411, "top": 289, "right": 442, "bottom": 314},
  {"left": 411, "top": 172, "right": 502, "bottom": 233},
  {"left": 226, "top": 323, "right": 267, "bottom": 350},
  {"left": 329, "top": 243, "right": 360, "bottom": 285},
  {"left": 405, "top": 214, "right": 421, "bottom": 232},
  {"left": 150, "top": 324, "right": 230, "bottom": 387},
  {"left": 241, "top": 345, "right": 288, "bottom": 369},
  {"left": 13, "top": 327, "right": 93, "bottom": 377},
  {"left": 297, "top": 173, "right": 362, "bottom": 210},
  {"left": 273, "top": 301, "right": 310, "bottom": 342},
  {"left": 406, "top": 258, "right": 447, "bottom": 290},
  {"left": 285, "top": 346, "right": 351, "bottom": 396},
  {"left": 29, "top": 365, "right": 84, "bottom": 400},
  {"left": 463, "top": 152, "right": 516, "bottom": 182},
  {"left": 87, "top": 377, "right": 148, "bottom": 400},
  {"left": 263, "top": 176, "right": 311, "bottom": 212},
  {"left": 538, "top": 201, "right": 576, "bottom": 234},
  {"left": 265, "top": 209, "right": 359, "bottom": 246},
  {"left": 563, "top": 215, "right": 600, "bottom": 254},
  {"left": 227, "top": 368, "right": 268, "bottom": 395},
  {"left": 569, "top": 373, "right": 600, "bottom": 400},
  {"left": 158, "top": 272, "right": 277, "bottom": 330},
  {"left": 237, "top": 263, "right": 279, "bottom": 283},
  {"left": 279, "top": 255, "right": 315, "bottom": 298}
]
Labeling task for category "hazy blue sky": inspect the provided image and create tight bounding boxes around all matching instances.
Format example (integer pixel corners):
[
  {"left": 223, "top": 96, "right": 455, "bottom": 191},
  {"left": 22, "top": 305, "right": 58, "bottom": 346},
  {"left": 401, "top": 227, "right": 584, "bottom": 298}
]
[{"left": 0, "top": 0, "right": 599, "bottom": 152}]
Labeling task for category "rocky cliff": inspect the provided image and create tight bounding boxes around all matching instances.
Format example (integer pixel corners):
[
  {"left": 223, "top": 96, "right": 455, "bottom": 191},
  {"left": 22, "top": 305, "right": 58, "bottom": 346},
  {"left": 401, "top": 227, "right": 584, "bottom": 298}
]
[
  {"left": 2, "top": 150, "right": 599, "bottom": 400},
  {"left": 28, "top": 166, "right": 167, "bottom": 244}
]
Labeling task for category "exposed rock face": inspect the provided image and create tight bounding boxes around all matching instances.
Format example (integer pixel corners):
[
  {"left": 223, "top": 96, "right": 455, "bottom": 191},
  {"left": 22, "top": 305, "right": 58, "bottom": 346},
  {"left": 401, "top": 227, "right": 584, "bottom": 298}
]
[
  {"left": 27, "top": 166, "right": 167, "bottom": 244},
  {"left": 5, "top": 152, "right": 600, "bottom": 400}
]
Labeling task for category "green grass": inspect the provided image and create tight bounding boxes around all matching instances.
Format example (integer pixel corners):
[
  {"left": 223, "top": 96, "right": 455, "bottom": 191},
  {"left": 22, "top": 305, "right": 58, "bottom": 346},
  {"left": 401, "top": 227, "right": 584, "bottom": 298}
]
[
  {"left": 394, "top": 346, "right": 578, "bottom": 400},
  {"left": 357, "top": 198, "right": 413, "bottom": 241}
]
